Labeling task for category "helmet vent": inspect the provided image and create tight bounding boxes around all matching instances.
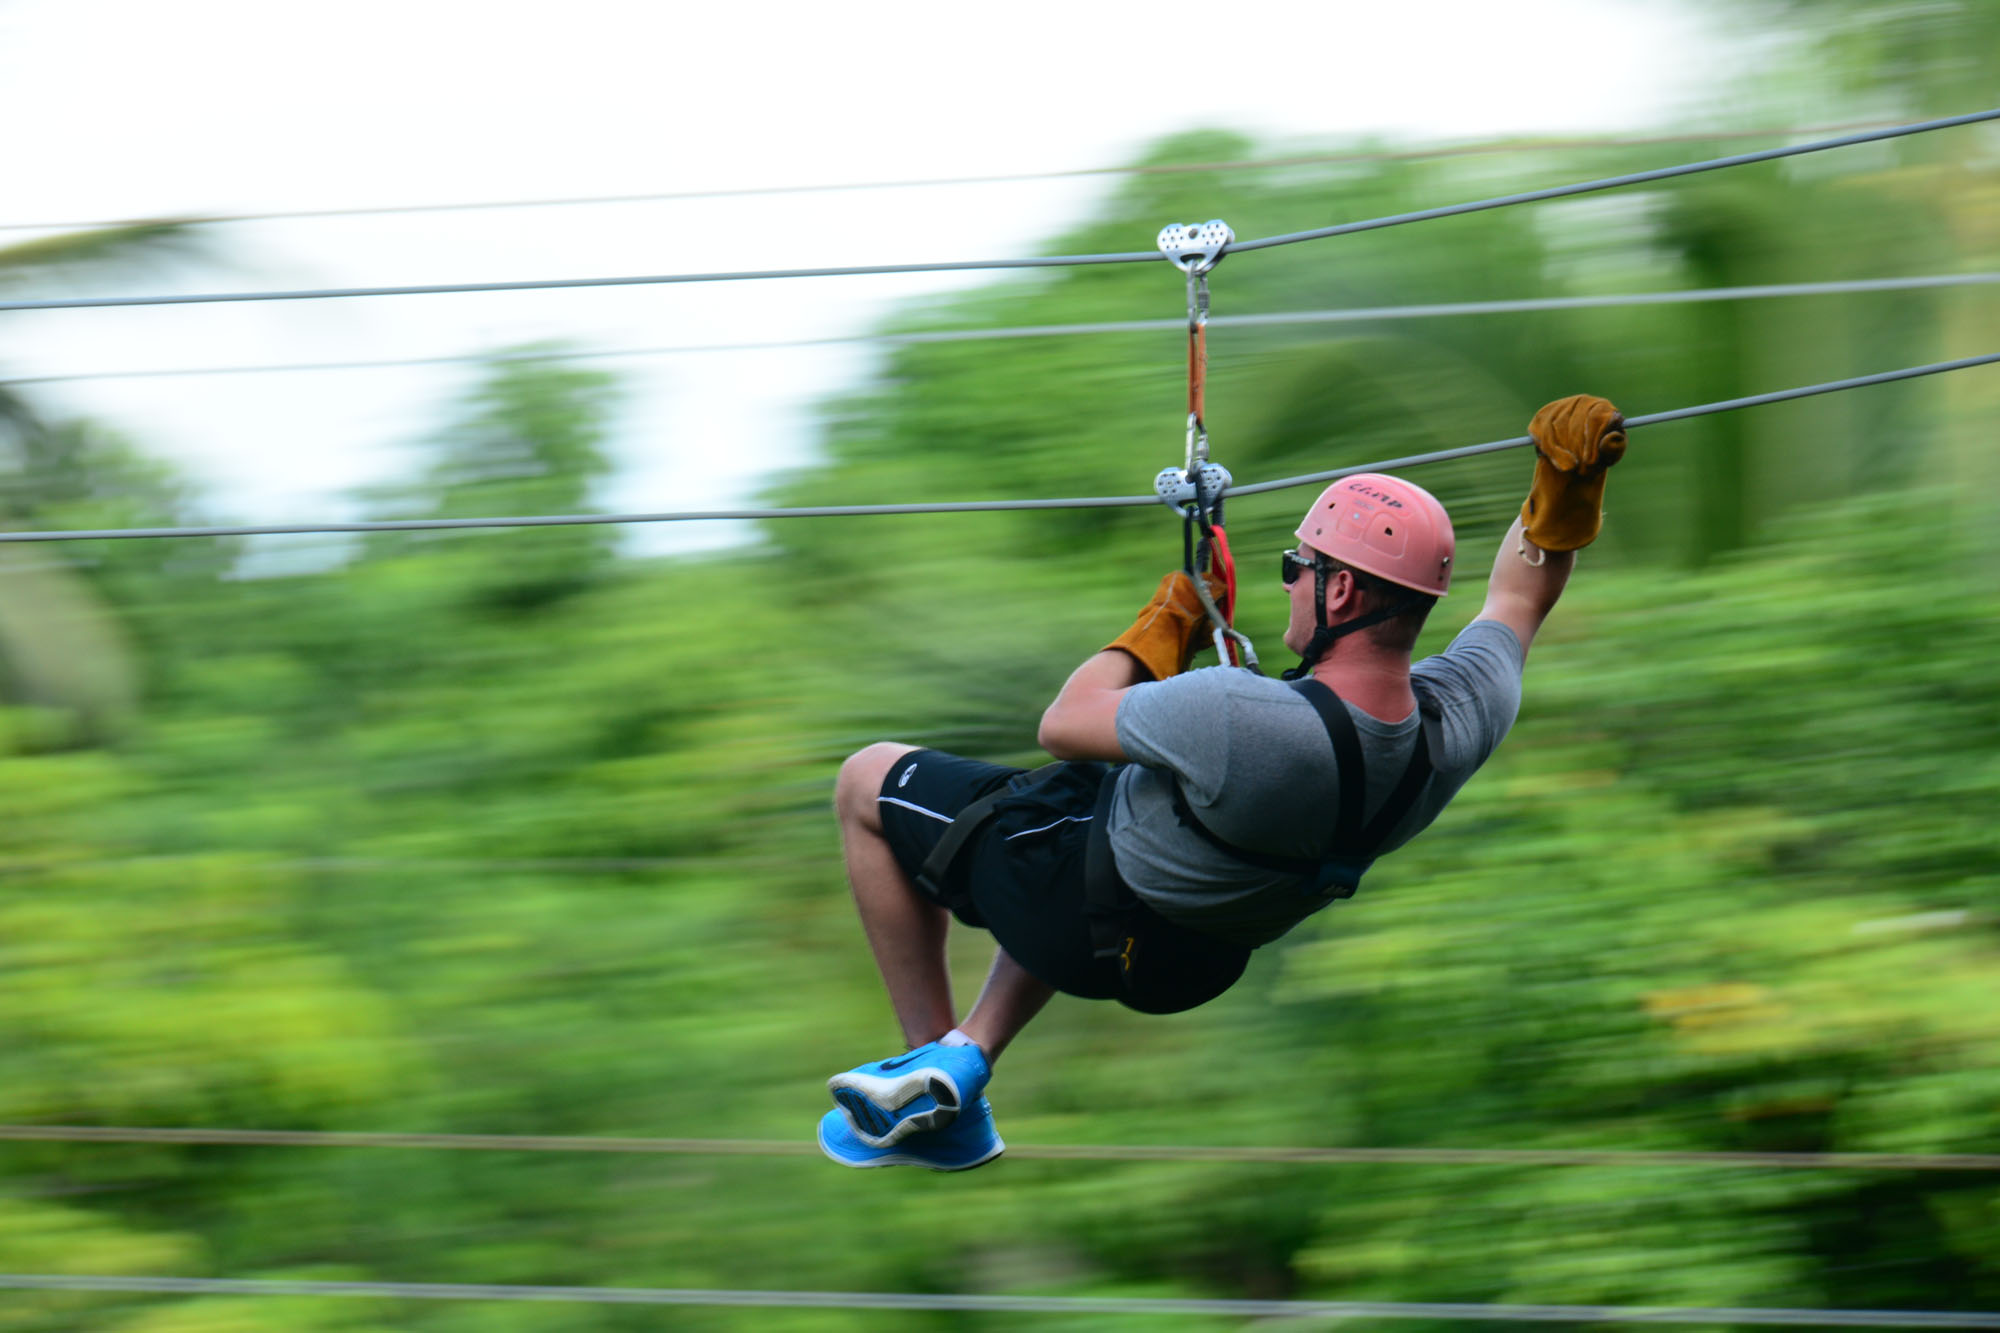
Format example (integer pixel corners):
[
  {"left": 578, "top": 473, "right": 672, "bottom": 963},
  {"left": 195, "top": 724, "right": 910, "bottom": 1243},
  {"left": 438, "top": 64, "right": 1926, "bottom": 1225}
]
[{"left": 1292, "top": 472, "right": 1455, "bottom": 598}]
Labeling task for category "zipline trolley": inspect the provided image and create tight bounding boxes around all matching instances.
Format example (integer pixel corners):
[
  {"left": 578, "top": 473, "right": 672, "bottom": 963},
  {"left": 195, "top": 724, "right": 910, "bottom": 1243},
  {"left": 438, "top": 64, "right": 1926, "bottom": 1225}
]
[{"left": 1155, "top": 219, "right": 1256, "bottom": 671}]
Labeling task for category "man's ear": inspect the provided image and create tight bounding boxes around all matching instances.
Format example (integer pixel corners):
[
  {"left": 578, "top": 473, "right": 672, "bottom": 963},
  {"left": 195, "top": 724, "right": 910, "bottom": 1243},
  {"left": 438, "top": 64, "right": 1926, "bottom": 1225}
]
[{"left": 1324, "top": 567, "right": 1358, "bottom": 617}]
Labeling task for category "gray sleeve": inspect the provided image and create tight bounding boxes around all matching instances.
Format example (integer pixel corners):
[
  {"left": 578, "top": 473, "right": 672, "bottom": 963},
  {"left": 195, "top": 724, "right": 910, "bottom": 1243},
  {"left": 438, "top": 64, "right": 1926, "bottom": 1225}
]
[
  {"left": 1114, "top": 668, "right": 1238, "bottom": 787},
  {"left": 1412, "top": 618, "right": 1526, "bottom": 769}
]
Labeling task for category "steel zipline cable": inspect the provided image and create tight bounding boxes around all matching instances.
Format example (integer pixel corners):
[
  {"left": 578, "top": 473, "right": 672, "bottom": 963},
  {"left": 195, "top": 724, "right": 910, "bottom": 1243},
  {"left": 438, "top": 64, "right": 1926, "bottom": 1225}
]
[
  {"left": 0, "top": 118, "right": 1908, "bottom": 233},
  {"left": 0, "top": 1275, "right": 1996, "bottom": 1325},
  {"left": 1, "top": 108, "right": 1994, "bottom": 315},
  {"left": 3, "top": 1123, "right": 1996, "bottom": 1170},
  {"left": 2, "top": 350, "right": 1994, "bottom": 544},
  {"left": 9, "top": 271, "right": 1998, "bottom": 387}
]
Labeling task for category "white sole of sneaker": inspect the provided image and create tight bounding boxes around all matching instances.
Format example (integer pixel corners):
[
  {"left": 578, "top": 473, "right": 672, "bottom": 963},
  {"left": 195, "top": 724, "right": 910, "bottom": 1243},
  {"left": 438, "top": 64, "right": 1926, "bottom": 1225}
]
[
  {"left": 817, "top": 1118, "right": 1005, "bottom": 1172},
  {"left": 826, "top": 1068, "right": 966, "bottom": 1148}
]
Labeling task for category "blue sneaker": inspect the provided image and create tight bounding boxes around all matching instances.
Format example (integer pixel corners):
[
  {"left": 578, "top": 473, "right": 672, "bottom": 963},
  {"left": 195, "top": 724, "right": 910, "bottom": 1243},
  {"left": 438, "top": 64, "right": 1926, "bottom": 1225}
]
[
  {"left": 816, "top": 1099, "right": 1004, "bottom": 1171},
  {"left": 827, "top": 1041, "right": 991, "bottom": 1148}
]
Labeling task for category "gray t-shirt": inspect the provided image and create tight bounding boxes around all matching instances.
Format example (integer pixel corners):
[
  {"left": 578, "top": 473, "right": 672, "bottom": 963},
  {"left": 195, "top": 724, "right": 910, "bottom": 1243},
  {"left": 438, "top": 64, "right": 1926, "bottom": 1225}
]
[{"left": 1110, "top": 618, "right": 1525, "bottom": 946}]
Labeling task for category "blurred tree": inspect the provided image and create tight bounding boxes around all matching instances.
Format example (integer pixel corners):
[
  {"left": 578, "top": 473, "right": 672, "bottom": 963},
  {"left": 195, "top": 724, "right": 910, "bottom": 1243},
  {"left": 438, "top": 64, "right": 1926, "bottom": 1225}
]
[
  {"left": 1709, "top": 0, "right": 2000, "bottom": 522},
  {"left": 0, "top": 544, "right": 136, "bottom": 744},
  {"left": 1656, "top": 171, "right": 1952, "bottom": 557},
  {"left": 0, "top": 221, "right": 204, "bottom": 519},
  {"left": 1712, "top": 0, "right": 2000, "bottom": 119},
  {"left": 0, "top": 222, "right": 213, "bottom": 740},
  {"left": 361, "top": 350, "right": 619, "bottom": 614}
]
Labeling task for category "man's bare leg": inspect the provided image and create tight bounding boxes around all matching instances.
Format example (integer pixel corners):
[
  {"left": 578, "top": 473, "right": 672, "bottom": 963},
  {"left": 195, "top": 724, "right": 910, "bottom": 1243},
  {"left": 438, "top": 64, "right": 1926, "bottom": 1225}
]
[
  {"left": 835, "top": 742, "right": 956, "bottom": 1048},
  {"left": 823, "top": 746, "right": 1054, "bottom": 1167},
  {"left": 960, "top": 947, "right": 1054, "bottom": 1061}
]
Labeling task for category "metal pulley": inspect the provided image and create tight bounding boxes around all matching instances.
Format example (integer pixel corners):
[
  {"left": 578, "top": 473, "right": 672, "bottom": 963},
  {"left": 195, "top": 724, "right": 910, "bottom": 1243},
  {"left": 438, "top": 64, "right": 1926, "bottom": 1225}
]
[
  {"left": 1154, "top": 461, "right": 1232, "bottom": 524},
  {"left": 1155, "top": 219, "right": 1232, "bottom": 275}
]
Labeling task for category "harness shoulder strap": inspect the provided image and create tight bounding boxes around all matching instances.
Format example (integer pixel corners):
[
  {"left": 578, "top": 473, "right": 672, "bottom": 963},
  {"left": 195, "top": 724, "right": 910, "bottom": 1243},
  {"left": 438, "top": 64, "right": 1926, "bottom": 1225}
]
[
  {"left": 1164, "top": 679, "right": 1442, "bottom": 890},
  {"left": 1360, "top": 702, "right": 1440, "bottom": 852},
  {"left": 1289, "top": 678, "right": 1440, "bottom": 859},
  {"left": 1285, "top": 679, "right": 1365, "bottom": 846}
]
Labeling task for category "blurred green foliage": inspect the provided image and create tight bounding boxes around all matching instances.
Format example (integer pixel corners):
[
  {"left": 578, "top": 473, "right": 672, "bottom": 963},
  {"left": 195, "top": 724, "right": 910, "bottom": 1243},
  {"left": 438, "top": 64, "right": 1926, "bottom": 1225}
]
[{"left": 3, "top": 29, "right": 1999, "bottom": 1328}]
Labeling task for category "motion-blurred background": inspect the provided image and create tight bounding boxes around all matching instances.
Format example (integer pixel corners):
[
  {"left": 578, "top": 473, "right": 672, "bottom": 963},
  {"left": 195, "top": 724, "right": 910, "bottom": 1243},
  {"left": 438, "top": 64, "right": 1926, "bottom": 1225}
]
[{"left": 2, "top": 0, "right": 1998, "bottom": 1326}]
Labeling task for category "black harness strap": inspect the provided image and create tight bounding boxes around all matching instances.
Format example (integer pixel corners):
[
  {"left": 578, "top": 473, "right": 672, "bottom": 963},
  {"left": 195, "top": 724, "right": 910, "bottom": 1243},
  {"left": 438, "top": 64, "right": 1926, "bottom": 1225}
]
[
  {"left": 914, "top": 761, "right": 1064, "bottom": 907},
  {"left": 1168, "top": 783, "right": 1325, "bottom": 878},
  {"left": 1167, "top": 678, "right": 1440, "bottom": 891},
  {"left": 1083, "top": 771, "right": 1131, "bottom": 960},
  {"left": 1361, "top": 705, "right": 1441, "bottom": 852},
  {"left": 914, "top": 758, "right": 1133, "bottom": 964},
  {"left": 1289, "top": 679, "right": 1367, "bottom": 846},
  {"left": 1288, "top": 679, "right": 1442, "bottom": 853}
]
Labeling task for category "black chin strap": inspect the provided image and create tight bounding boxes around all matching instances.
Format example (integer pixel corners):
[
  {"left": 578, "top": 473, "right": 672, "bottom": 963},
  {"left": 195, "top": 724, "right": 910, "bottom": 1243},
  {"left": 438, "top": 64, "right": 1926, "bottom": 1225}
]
[{"left": 1280, "top": 561, "right": 1427, "bottom": 681}]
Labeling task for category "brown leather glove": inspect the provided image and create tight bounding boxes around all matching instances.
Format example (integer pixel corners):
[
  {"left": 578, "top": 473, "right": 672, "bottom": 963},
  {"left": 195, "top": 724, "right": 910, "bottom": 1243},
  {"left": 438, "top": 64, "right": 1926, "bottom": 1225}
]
[
  {"left": 1106, "top": 571, "right": 1213, "bottom": 681},
  {"left": 1520, "top": 394, "right": 1627, "bottom": 551}
]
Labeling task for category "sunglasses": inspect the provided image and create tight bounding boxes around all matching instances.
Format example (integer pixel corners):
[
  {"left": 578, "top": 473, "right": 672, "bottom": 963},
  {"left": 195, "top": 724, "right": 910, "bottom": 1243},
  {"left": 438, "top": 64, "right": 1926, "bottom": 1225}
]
[{"left": 1280, "top": 548, "right": 1326, "bottom": 587}]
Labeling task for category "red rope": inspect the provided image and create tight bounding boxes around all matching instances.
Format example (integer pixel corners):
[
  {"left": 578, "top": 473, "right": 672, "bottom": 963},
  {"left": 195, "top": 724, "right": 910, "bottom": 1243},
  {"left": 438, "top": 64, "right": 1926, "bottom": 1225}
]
[{"left": 1187, "top": 319, "right": 1206, "bottom": 423}]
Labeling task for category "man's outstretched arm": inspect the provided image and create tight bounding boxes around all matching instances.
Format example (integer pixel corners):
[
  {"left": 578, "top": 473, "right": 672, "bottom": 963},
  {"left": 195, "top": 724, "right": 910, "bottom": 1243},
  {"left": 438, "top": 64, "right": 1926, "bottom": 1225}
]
[{"left": 1475, "top": 517, "right": 1575, "bottom": 660}]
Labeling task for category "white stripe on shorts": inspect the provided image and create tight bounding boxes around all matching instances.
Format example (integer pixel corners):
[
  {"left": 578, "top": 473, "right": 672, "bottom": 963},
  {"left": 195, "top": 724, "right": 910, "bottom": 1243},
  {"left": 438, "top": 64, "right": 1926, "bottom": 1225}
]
[
  {"left": 877, "top": 794, "right": 953, "bottom": 824},
  {"left": 1004, "top": 814, "right": 1093, "bottom": 841}
]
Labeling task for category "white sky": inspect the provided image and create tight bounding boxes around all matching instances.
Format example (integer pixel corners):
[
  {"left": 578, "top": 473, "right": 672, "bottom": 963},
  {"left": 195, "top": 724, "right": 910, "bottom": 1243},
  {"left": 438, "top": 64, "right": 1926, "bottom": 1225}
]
[{"left": 0, "top": 0, "right": 1717, "bottom": 557}]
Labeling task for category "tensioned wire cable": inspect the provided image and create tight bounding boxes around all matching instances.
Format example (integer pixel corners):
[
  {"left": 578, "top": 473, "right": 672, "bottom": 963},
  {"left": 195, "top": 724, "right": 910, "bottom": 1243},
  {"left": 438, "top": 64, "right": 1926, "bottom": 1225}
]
[
  {"left": 10, "top": 271, "right": 1997, "bottom": 387},
  {"left": 3, "top": 1124, "right": 1994, "bottom": 1170},
  {"left": 2, "top": 350, "right": 1994, "bottom": 543},
  {"left": 2, "top": 109, "right": 1994, "bottom": 314},
  {"left": 0, "top": 118, "right": 1908, "bottom": 233},
  {"left": 1, "top": 1275, "right": 1996, "bottom": 1325}
]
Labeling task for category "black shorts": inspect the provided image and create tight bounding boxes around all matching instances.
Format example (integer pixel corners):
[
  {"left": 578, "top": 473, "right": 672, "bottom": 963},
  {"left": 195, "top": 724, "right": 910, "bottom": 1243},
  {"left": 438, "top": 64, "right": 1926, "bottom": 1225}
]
[{"left": 876, "top": 749, "right": 1251, "bottom": 1014}]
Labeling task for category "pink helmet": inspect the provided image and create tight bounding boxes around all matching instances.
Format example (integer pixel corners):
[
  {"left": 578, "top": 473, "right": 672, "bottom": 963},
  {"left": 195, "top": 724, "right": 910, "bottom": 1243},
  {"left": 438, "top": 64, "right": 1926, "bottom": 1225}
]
[{"left": 1294, "top": 473, "right": 1454, "bottom": 597}]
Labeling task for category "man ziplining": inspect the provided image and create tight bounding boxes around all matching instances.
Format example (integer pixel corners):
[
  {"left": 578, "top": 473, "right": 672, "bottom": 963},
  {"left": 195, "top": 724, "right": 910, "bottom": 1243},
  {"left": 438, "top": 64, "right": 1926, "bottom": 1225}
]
[{"left": 818, "top": 394, "right": 1628, "bottom": 1170}]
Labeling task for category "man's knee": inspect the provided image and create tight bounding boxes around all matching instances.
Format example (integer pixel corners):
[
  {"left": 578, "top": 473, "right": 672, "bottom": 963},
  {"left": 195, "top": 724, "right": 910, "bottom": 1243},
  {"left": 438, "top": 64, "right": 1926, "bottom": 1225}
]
[{"left": 836, "top": 742, "right": 918, "bottom": 827}]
